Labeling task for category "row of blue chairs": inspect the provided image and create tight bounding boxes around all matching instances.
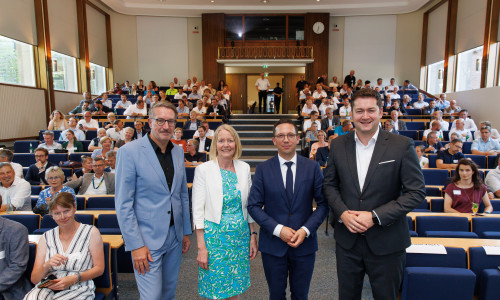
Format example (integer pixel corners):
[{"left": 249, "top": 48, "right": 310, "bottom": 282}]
[
  {"left": 407, "top": 215, "right": 500, "bottom": 239},
  {"left": 413, "top": 198, "right": 500, "bottom": 214},
  {"left": 422, "top": 168, "right": 496, "bottom": 185},
  {"left": 402, "top": 246, "right": 500, "bottom": 300},
  {"left": 28, "top": 195, "right": 114, "bottom": 211}
]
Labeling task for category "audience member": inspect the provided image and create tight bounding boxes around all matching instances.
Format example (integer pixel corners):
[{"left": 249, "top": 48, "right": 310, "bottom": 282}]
[
  {"left": 148, "top": 80, "right": 159, "bottom": 93},
  {"left": 443, "top": 99, "right": 461, "bottom": 116},
  {"left": 435, "top": 93, "right": 450, "bottom": 110},
  {"left": 100, "top": 93, "right": 112, "bottom": 109},
  {"left": 92, "top": 137, "right": 114, "bottom": 159},
  {"left": 305, "top": 123, "right": 319, "bottom": 143},
  {"left": 444, "top": 159, "right": 492, "bottom": 213},
  {"left": 47, "top": 110, "right": 69, "bottom": 131},
  {"left": 386, "top": 77, "right": 397, "bottom": 91},
  {"left": 301, "top": 97, "right": 319, "bottom": 117},
  {"left": 115, "top": 94, "right": 132, "bottom": 109},
  {"left": 451, "top": 109, "right": 477, "bottom": 131},
  {"left": 143, "top": 90, "right": 154, "bottom": 104},
  {"left": 39, "top": 130, "right": 63, "bottom": 153},
  {"left": 130, "top": 84, "right": 141, "bottom": 96},
  {"left": 171, "top": 128, "right": 187, "bottom": 152},
  {"left": 184, "top": 139, "right": 206, "bottom": 166},
  {"left": 69, "top": 100, "right": 91, "bottom": 116},
  {"left": 206, "top": 98, "right": 226, "bottom": 120},
  {"left": 188, "top": 85, "right": 202, "bottom": 100},
  {"left": 133, "top": 121, "right": 148, "bottom": 139},
  {"left": 309, "top": 130, "right": 328, "bottom": 159},
  {"left": 436, "top": 139, "right": 465, "bottom": 169},
  {"left": 338, "top": 99, "right": 352, "bottom": 118},
  {"left": 485, "top": 154, "right": 500, "bottom": 198},
  {"left": 429, "top": 110, "right": 449, "bottom": 131},
  {"left": 423, "top": 121, "right": 444, "bottom": 142},
  {"left": 124, "top": 99, "right": 147, "bottom": 119},
  {"left": 35, "top": 166, "right": 76, "bottom": 209},
  {"left": 102, "top": 112, "right": 117, "bottom": 129},
  {"left": 88, "top": 129, "right": 107, "bottom": 151},
  {"left": 303, "top": 111, "right": 321, "bottom": 131},
  {"left": 321, "top": 107, "right": 340, "bottom": 132},
  {"left": 423, "top": 131, "right": 445, "bottom": 153},
  {"left": 197, "top": 126, "right": 212, "bottom": 152},
  {"left": 77, "top": 111, "right": 99, "bottom": 130},
  {"left": 332, "top": 120, "right": 353, "bottom": 139},
  {"left": 174, "top": 88, "right": 187, "bottom": 100},
  {"left": 177, "top": 100, "right": 190, "bottom": 118},
  {"left": 0, "top": 214, "right": 31, "bottom": 299},
  {"left": 0, "top": 162, "right": 31, "bottom": 211},
  {"left": 374, "top": 78, "right": 384, "bottom": 90},
  {"left": 183, "top": 111, "right": 201, "bottom": 131},
  {"left": 62, "top": 130, "right": 84, "bottom": 153},
  {"left": 386, "top": 86, "right": 401, "bottom": 100},
  {"left": 422, "top": 99, "right": 440, "bottom": 115},
  {"left": 193, "top": 99, "right": 207, "bottom": 116},
  {"left": 110, "top": 82, "right": 124, "bottom": 94},
  {"left": 449, "top": 118, "right": 473, "bottom": 142},
  {"left": 105, "top": 151, "right": 117, "bottom": 173},
  {"left": 329, "top": 76, "right": 340, "bottom": 89},
  {"left": 159, "top": 90, "right": 169, "bottom": 102},
  {"left": 316, "top": 73, "right": 329, "bottom": 90},
  {"left": 137, "top": 79, "right": 145, "bottom": 92},
  {"left": 413, "top": 94, "right": 429, "bottom": 109},
  {"left": 402, "top": 79, "right": 417, "bottom": 90},
  {"left": 25, "top": 148, "right": 55, "bottom": 185},
  {"left": 388, "top": 99, "right": 407, "bottom": 115},
  {"left": 60, "top": 117, "right": 86, "bottom": 141},
  {"left": 316, "top": 135, "right": 335, "bottom": 167},
  {"left": 106, "top": 120, "right": 126, "bottom": 142},
  {"left": 72, "top": 155, "right": 93, "bottom": 180},
  {"left": 0, "top": 149, "right": 23, "bottom": 178},
  {"left": 166, "top": 82, "right": 178, "bottom": 96},
  {"left": 91, "top": 100, "right": 111, "bottom": 115},
  {"left": 318, "top": 98, "right": 336, "bottom": 117},
  {"left": 344, "top": 70, "right": 356, "bottom": 87},
  {"left": 312, "top": 85, "right": 327, "bottom": 99},
  {"left": 390, "top": 110, "right": 407, "bottom": 131},
  {"left": 114, "top": 127, "right": 135, "bottom": 149},
  {"left": 296, "top": 75, "right": 308, "bottom": 95},
  {"left": 415, "top": 145, "right": 429, "bottom": 168},
  {"left": 193, "top": 121, "right": 214, "bottom": 139},
  {"left": 474, "top": 121, "right": 500, "bottom": 141},
  {"left": 384, "top": 120, "right": 398, "bottom": 134},
  {"left": 402, "top": 94, "right": 412, "bottom": 109},
  {"left": 183, "top": 79, "right": 194, "bottom": 91},
  {"left": 471, "top": 126, "right": 500, "bottom": 155},
  {"left": 24, "top": 192, "right": 104, "bottom": 299},
  {"left": 65, "top": 157, "right": 115, "bottom": 195}
]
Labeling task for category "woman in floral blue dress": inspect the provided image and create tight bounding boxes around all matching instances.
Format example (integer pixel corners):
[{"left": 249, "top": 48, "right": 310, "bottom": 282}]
[{"left": 192, "top": 125, "right": 258, "bottom": 299}]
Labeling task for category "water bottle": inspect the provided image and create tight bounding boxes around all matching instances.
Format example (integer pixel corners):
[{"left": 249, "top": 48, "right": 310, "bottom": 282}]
[
  {"left": 6, "top": 196, "right": 13, "bottom": 214},
  {"left": 29, "top": 143, "right": 34, "bottom": 153}
]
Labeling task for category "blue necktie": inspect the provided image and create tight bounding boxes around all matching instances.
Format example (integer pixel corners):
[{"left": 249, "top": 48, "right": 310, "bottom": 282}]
[{"left": 285, "top": 161, "right": 294, "bottom": 204}]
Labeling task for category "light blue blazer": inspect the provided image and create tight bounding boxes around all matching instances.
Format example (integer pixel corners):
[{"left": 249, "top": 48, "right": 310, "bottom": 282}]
[{"left": 115, "top": 134, "right": 192, "bottom": 251}]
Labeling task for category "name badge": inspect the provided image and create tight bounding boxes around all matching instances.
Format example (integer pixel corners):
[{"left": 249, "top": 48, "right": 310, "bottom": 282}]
[
  {"left": 453, "top": 160, "right": 458, "bottom": 164},
  {"left": 453, "top": 190, "right": 461, "bottom": 195},
  {"left": 0, "top": 250, "right": 5, "bottom": 259}
]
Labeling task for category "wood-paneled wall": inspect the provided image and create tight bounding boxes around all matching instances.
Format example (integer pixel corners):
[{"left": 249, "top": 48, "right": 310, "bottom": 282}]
[
  {"left": 305, "top": 13, "right": 330, "bottom": 84},
  {"left": 202, "top": 14, "right": 226, "bottom": 85}
]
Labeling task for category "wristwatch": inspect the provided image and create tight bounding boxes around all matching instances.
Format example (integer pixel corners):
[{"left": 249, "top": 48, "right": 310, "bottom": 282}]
[{"left": 371, "top": 211, "right": 378, "bottom": 224}]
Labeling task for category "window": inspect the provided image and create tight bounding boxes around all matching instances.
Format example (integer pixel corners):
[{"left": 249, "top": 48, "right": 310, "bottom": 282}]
[
  {"left": 51, "top": 51, "right": 78, "bottom": 92},
  {"left": 90, "top": 63, "right": 106, "bottom": 95},
  {"left": 245, "top": 16, "right": 286, "bottom": 40},
  {"left": 288, "top": 16, "right": 305, "bottom": 40},
  {"left": 427, "top": 60, "right": 444, "bottom": 94},
  {"left": 0, "top": 35, "right": 36, "bottom": 87},
  {"left": 226, "top": 16, "right": 243, "bottom": 41},
  {"left": 455, "top": 46, "right": 483, "bottom": 92}
]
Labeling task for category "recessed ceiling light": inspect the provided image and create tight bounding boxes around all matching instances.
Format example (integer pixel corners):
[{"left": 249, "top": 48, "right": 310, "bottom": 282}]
[
  {"left": 261, "top": 0, "right": 269, "bottom": 3},
  {"left": 316, "top": 0, "right": 321, "bottom": 2},
  {"left": 210, "top": 0, "right": 215, "bottom": 2}
]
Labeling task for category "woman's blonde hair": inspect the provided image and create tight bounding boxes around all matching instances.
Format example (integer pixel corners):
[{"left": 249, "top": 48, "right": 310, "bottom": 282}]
[
  {"left": 209, "top": 124, "right": 242, "bottom": 161},
  {"left": 45, "top": 166, "right": 65, "bottom": 181},
  {"left": 51, "top": 110, "right": 65, "bottom": 120}
]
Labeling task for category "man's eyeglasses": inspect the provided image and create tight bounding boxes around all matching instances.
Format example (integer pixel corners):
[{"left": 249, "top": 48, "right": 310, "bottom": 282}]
[
  {"left": 151, "top": 118, "right": 176, "bottom": 127},
  {"left": 275, "top": 133, "right": 297, "bottom": 140}
]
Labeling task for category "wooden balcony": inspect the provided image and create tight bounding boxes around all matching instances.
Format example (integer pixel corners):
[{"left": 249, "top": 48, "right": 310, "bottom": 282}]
[{"left": 218, "top": 46, "right": 313, "bottom": 59}]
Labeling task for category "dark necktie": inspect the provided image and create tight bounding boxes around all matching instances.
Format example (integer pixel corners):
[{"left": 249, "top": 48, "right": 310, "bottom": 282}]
[{"left": 285, "top": 161, "right": 294, "bottom": 204}]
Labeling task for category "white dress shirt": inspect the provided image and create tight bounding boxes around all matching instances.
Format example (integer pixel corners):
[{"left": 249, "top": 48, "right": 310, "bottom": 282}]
[
  {"left": 11, "top": 162, "right": 24, "bottom": 179},
  {"left": 0, "top": 177, "right": 31, "bottom": 210},
  {"left": 84, "top": 175, "right": 107, "bottom": 195},
  {"left": 313, "top": 90, "right": 327, "bottom": 99},
  {"left": 39, "top": 142, "right": 62, "bottom": 154},
  {"left": 124, "top": 104, "right": 148, "bottom": 118},
  {"left": 77, "top": 119, "right": 99, "bottom": 129},
  {"left": 198, "top": 137, "right": 207, "bottom": 152},
  {"left": 273, "top": 154, "right": 311, "bottom": 238},
  {"left": 115, "top": 100, "right": 132, "bottom": 109},
  {"left": 413, "top": 101, "right": 429, "bottom": 109},
  {"left": 355, "top": 128, "right": 379, "bottom": 192},
  {"left": 255, "top": 78, "right": 270, "bottom": 90},
  {"left": 451, "top": 118, "right": 478, "bottom": 132},
  {"left": 428, "top": 120, "right": 450, "bottom": 131},
  {"left": 339, "top": 106, "right": 352, "bottom": 117}
]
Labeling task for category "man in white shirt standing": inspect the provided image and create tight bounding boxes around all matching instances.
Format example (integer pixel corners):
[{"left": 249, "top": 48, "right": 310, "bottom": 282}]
[
  {"left": 255, "top": 73, "right": 270, "bottom": 113},
  {"left": 124, "top": 99, "right": 147, "bottom": 119}
]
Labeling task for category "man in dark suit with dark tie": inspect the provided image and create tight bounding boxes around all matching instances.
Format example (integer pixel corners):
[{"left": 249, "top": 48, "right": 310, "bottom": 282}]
[
  {"left": 323, "top": 88, "right": 425, "bottom": 300},
  {"left": 320, "top": 107, "right": 340, "bottom": 133},
  {"left": 248, "top": 119, "right": 328, "bottom": 300}
]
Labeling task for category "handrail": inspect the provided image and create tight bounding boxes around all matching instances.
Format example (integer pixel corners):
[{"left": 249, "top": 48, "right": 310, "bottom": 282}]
[
  {"left": 417, "top": 88, "right": 438, "bottom": 100},
  {"left": 218, "top": 46, "right": 314, "bottom": 59}
]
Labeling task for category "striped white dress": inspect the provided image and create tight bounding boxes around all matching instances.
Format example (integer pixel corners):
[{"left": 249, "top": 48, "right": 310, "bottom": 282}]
[{"left": 24, "top": 224, "right": 96, "bottom": 300}]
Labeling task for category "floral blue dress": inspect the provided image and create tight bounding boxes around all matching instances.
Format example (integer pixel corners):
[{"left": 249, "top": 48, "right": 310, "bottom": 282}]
[{"left": 199, "top": 169, "right": 250, "bottom": 299}]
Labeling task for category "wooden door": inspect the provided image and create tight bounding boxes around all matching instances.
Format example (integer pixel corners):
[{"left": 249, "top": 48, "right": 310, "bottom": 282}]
[
  {"left": 283, "top": 74, "right": 303, "bottom": 114},
  {"left": 226, "top": 74, "right": 247, "bottom": 113}
]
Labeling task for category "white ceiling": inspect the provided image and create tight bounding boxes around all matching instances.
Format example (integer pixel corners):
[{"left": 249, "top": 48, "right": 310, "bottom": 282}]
[{"left": 102, "top": 0, "right": 432, "bottom": 17}]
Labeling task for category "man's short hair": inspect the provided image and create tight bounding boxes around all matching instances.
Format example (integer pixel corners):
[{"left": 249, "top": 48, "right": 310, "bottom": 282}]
[
  {"left": 431, "top": 120, "right": 440, "bottom": 127},
  {"left": 0, "top": 162, "right": 13, "bottom": 171},
  {"left": 459, "top": 109, "right": 468, "bottom": 114},
  {"left": 273, "top": 119, "right": 298, "bottom": 136},
  {"left": 351, "top": 88, "right": 382, "bottom": 108},
  {"left": 377, "top": 78, "right": 382, "bottom": 81},
  {"left": 95, "top": 100, "right": 102, "bottom": 105},
  {"left": 342, "top": 120, "right": 352, "bottom": 127},
  {"left": 450, "top": 139, "right": 463, "bottom": 145},
  {"left": 404, "top": 80, "right": 410, "bottom": 84},
  {"left": 480, "top": 121, "right": 492, "bottom": 127},
  {"left": 0, "top": 149, "right": 14, "bottom": 162},
  {"left": 149, "top": 102, "right": 178, "bottom": 119},
  {"left": 310, "top": 111, "right": 318, "bottom": 116},
  {"left": 93, "top": 156, "right": 105, "bottom": 163},
  {"left": 481, "top": 126, "right": 492, "bottom": 132},
  {"left": 43, "top": 130, "right": 54, "bottom": 137},
  {"left": 137, "top": 99, "right": 144, "bottom": 105},
  {"left": 189, "top": 139, "right": 199, "bottom": 149},
  {"left": 106, "top": 150, "right": 117, "bottom": 158},
  {"left": 34, "top": 147, "right": 49, "bottom": 156},
  {"left": 428, "top": 131, "right": 437, "bottom": 138}
]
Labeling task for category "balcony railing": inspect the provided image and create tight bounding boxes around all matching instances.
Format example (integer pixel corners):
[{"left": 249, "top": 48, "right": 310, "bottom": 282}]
[{"left": 218, "top": 46, "right": 313, "bottom": 59}]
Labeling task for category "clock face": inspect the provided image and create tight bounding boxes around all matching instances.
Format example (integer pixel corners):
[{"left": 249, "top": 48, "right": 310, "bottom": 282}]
[{"left": 313, "top": 22, "right": 325, "bottom": 34}]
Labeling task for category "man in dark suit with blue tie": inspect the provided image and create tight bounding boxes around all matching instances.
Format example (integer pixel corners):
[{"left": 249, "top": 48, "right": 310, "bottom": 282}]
[
  {"left": 323, "top": 88, "right": 425, "bottom": 300},
  {"left": 248, "top": 119, "right": 328, "bottom": 300}
]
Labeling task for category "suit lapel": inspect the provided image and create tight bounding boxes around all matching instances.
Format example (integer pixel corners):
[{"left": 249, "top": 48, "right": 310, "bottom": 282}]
[
  {"left": 345, "top": 132, "right": 361, "bottom": 194},
  {"left": 270, "top": 156, "right": 290, "bottom": 210},
  {"left": 141, "top": 135, "right": 169, "bottom": 192},
  {"left": 361, "top": 130, "right": 389, "bottom": 194},
  {"left": 170, "top": 147, "right": 180, "bottom": 195}
]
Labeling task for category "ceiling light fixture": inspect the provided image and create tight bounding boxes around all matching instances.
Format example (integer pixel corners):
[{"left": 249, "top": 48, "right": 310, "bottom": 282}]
[
  {"left": 210, "top": 0, "right": 215, "bottom": 2},
  {"left": 261, "top": 0, "right": 269, "bottom": 4}
]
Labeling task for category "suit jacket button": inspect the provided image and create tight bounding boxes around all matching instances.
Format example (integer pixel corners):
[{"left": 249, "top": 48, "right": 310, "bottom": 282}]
[{"left": 168, "top": 211, "right": 171, "bottom": 214}]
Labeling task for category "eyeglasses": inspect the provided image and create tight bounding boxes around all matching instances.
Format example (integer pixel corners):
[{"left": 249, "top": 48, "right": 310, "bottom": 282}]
[
  {"left": 93, "top": 164, "right": 105, "bottom": 168},
  {"left": 151, "top": 118, "right": 176, "bottom": 127},
  {"left": 275, "top": 133, "right": 297, "bottom": 140},
  {"left": 51, "top": 209, "right": 72, "bottom": 219}
]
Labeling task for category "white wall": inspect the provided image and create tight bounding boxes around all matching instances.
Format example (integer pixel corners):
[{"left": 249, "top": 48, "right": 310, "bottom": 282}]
[
  {"left": 446, "top": 87, "right": 500, "bottom": 129},
  {"left": 54, "top": 92, "right": 84, "bottom": 116},
  {"left": 187, "top": 18, "right": 203, "bottom": 81},
  {"left": 137, "top": 16, "right": 189, "bottom": 86},
  {"left": 343, "top": 15, "right": 397, "bottom": 86},
  {"left": 328, "top": 16, "right": 345, "bottom": 83}
]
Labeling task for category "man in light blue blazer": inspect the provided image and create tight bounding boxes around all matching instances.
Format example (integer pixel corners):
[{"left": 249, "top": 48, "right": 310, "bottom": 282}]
[{"left": 116, "top": 102, "right": 192, "bottom": 300}]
